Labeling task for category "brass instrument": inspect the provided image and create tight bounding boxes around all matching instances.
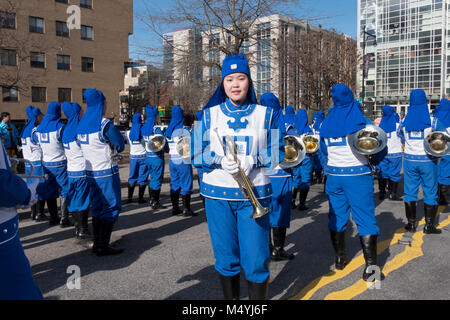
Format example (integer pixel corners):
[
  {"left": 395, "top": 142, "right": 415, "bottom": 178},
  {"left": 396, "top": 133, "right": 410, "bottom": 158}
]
[
  {"left": 214, "top": 128, "right": 269, "bottom": 219},
  {"left": 145, "top": 134, "right": 166, "bottom": 153},
  {"left": 347, "top": 124, "right": 388, "bottom": 156},
  {"left": 10, "top": 158, "right": 48, "bottom": 180},
  {"left": 176, "top": 135, "right": 191, "bottom": 159},
  {"left": 424, "top": 131, "right": 450, "bottom": 157},
  {"left": 279, "top": 135, "right": 306, "bottom": 169},
  {"left": 302, "top": 135, "right": 320, "bottom": 154}
]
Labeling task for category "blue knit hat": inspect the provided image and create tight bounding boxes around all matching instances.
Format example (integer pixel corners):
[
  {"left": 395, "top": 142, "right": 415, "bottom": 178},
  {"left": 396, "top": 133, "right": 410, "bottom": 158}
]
[{"left": 221, "top": 54, "right": 251, "bottom": 80}]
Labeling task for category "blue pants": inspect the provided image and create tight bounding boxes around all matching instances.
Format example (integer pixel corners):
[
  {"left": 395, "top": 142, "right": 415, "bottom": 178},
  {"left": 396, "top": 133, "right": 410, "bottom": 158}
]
[
  {"left": 67, "top": 176, "right": 90, "bottom": 212},
  {"left": 205, "top": 198, "right": 271, "bottom": 283},
  {"left": 438, "top": 155, "right": 450, "bottom": 185},
  {"left": 293, "top": 156, "right": 312, "bottom": 189},
  {"left": 269, "top": 176, "right": 293, "bottom": 228},
  {"left": 403, "top": 159, "right": 438, "bottom": 205},
  {"left": 25, "top": 163, "right": 47, "bottom": 201},
  {"left": 43, "top": 165, "right": 69, "bottom": 199},
  {"left": 326, "top": 174, "right": 380, "bottom": 236},
  {"left": 378, "top": 155, "right": 402, "bottom": 182},
  {"left": 88, "top": 168, "right": 121, "bottom": 223},
  {"left": 169, "top": 159, "right": 193, "bottom": 195},
  {"left": 128, "top": 157, "right": 149, "bottom": 186},
  {"left": 146, "top": 156, "right": 165, "bottom": 190},
  {"left": 312, "top": 154, "right": 322, "bottom": 172},
  {"left": 0, "top": 216, "right": 43, "bottom": 300}
]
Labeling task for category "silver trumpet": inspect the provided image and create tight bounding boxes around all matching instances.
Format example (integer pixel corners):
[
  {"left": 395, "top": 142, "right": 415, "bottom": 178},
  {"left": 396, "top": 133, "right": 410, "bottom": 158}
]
[
  {"left": 214, "top": 128, "right": 269, "bottom": 219},
  {"left": 424, "top": 131, "right": 450, "bottom": 157},
  {"left": 10, "top": 158, "right": 48, "bottom": 180}
]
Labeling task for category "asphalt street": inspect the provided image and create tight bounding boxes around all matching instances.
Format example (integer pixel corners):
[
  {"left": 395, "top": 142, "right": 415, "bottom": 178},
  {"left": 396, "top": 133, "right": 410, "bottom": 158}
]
[{"left": 17, "top": 162, "right": 450, "bottom": 300}]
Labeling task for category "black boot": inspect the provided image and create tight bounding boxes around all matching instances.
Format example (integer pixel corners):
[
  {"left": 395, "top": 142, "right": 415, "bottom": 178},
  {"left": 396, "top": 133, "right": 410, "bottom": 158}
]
[
  {"left": 378, "top": 178, "right": 387, "bottom": 200},
  {"left": 171, "top": 191, "right": 182, "bottom": 215},
  {"left": 323, "top": 175, "right": 327, "bottom": 193},
  {"left": 389, "top": 180, "right": 401, "bottom": 201},
  {"left": 219, "top": 274, "right": 240, "bottom": 300},
  {"left": 423, "top": 204, "right": 441, "bottom": 234},
  {"left": 127, "top": 183, "right": 136, "bottom": 204},
  {"left": 404, "top": 201, "right": 417, "bottom": 232},
  {"left": 247, "top": 278, "right": 269, "bottom": 300},
  {"left": 297, "top": 188, "right": 309, "bottom": 211},
  {"left": 96, "top": 219, "right": 124, "bottom": 256},
  {"left": 438, "top": 184, "right": 449, "bottom": 206},
  {"left": 60, "top": 198, "right": 73, "bottom": 228},
  {"left": 92, "top": 217, "right": 101, "bottom": 253},
  {"left": 78, "top": 210, "right": 91, "bottom": 239},
  {"left": 151, "top": 189, "right": 165, "bottom": 210},
  {"left": 30, "top": 203, "right": 38, "bottom": 220},
  {"left": 138, "top": 185, "right": 146, "bottom": 204},
  {"left": 329, "top": 229, "right": 346, "bottom": 270},
  {"left": 47, "top": 198, "right": 60, "bottom": 226},
  {"left": 291, "top": 188, "right": 299, "bottom": 209},
  {"left": 315, "top": 171, "right": 323, "bottom": 184},
  {"left": 73, "top": 211, "right": 81, "bottom": 238},
  {"left": 360, "top": 235, "right": 384, "bottom": 282},
  {"left": 35, "top": 200, "right": 48, "bottom": 222},
  {"left": 271, "top": 227, "right": 294, "bottom": 261},
  {"left": 182, "top": 194, "right": 197, "bottom": 217}
]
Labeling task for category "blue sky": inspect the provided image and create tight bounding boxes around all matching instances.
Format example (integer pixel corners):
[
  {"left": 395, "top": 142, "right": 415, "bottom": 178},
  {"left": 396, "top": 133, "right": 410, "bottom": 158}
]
[{"left": 129, "top": 0, "right": 358, "bottom": 63}]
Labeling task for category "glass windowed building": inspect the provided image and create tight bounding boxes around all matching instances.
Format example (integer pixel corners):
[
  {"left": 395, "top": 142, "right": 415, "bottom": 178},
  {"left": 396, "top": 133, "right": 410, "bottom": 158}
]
[{"left": 358, "top": 0, "right": 448, "bottom": 117}]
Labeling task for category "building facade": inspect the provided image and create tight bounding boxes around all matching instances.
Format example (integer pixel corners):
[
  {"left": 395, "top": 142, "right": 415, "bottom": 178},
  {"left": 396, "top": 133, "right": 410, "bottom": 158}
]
[
  {"left": 0, "top": 0, "right": 133, "bottom": 123},
  {"left": 358, "top": 0, "right": 448, "bottom": 117}
]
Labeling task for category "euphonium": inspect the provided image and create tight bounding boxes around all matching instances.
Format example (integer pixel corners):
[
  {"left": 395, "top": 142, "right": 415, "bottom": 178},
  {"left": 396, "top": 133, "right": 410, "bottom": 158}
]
[
  {"left": 347, "top": 124, "right": 388, "bottom": 155},
  {"left": 302, "top": 134, "right": 320, "bottom": 154},
  {"left": 424, "top": 131, "right": 450, "bottom": 157},
  {"left": 279, "top": 135, "right": 306, "bottom": 169},
  {"left": 145, "top": 134, "right": 166, "bottom": 153},
  {"left": 10, "top": 158, "right": 48, "bottom": 180}
]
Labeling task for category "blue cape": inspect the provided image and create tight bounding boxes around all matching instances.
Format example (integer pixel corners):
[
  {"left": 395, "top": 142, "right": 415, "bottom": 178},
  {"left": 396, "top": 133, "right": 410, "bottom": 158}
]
[
  {"left": 21, "top": 106, "right": 41, "bottom": 139},
  {"left": 402, "top": 89, "right": 431, "bottom": 132},
  {"left": 260, "top": 93, "right": 285, "bottom": 134},
  {"left": 165, "top": 105, "right": 184, "bottom": 139},
  {"left": 129, "top": 113, "right": 142, "bottom": 141},
  {"left": 320, "top": 84, "right": 367, "bottom": 138},
  {"left": 142, "top": 105, "right": 158, "bottom": 137},
  {"left": 436, "top": 98, "right": 450, "bottom": 128},
  {"left": 312, "top": 110, "right": 325, "bottom": 131},
  {"left": 379, "top": 105, "right": 397, "bottom": 133},
  {"left": 284, "top": 106, "right": 296, "bottom": 127},
  {"left": 77, "top": 89, "right": 105, "bottom": 135},
  {"left": 62, "top": 102, "right": 81, "bottom": 144},
  {"left": 295, "top": 109, "right": 312, "bottom": 135},
  {"left": 37, "top": 102, "right": 63, "bottom": 133}
]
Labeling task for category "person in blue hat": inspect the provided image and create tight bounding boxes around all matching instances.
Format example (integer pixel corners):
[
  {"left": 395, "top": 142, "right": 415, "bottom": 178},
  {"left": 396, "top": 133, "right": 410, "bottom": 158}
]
[
  {"left": 434, "top": 99, "right": 450, "bottom": 205},
  {"left": 377, "top": 105, "right": 404, "bottom": 201},
  {"left": 36, "top": 102, "right": 71, "bottom": 227},
  {"left": 165, "top": 105, "right": 195, "bottom": 217},
  {"left": 0, "top": 112, "right": 19, "bottom": 158},
  {"left": 399, "top": 91, "right": 448, "bottom": 235},
  {"left": 291, "top": 108, "right": 313, "bottom": 211},
  {"left": 142, "top": 105, "right": 168, "bottom": 210},
  {"left": 62, "top": 102, "right": 91, "bottom": 239},
  {"left": 192, "top": 53, "right": 284, "bottom": 300},
  {"left": 126, "top": 113, "right": 149, "bottom": 204},
  {"left": 0, "top": 137, "right": 43, "bottom": 300},
  {"left": 319, "top": 84, "right": 386, "bottom": 282},
  {"left": 260, "top": 93, "right": 295, "bottom": 261},
  {"left": 77, "top": 89, "right": 125, "bottom": 256},
  {"left": 311, "top": 110, "right": 325, "bottom": 185}
]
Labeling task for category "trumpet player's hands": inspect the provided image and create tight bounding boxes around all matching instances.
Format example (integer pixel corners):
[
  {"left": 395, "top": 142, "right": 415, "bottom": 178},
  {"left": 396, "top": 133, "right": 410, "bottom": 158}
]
[
  {"left": 240, "top": 156, "right": 256, "bottom": 176},
  {"left": 221, "top": 156, "right": 239, "bottom": 176}
]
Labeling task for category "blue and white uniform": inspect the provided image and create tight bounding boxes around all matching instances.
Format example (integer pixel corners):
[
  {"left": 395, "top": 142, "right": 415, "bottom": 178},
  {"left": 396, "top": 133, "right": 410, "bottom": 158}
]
[
  {"left": 312, "top": 111, "right": 325, "bottom": 175},
  {"left": 0, "top": 139, "right": 43, "bottom": 300},
  {"left": 126, "top": 114, "right": 149, "bottom": 188},
  {"left": 293, "top": 109, "right": 313, "bottom": 191},
  {"left": 435, "top": 99, "right": 450, "bottom": 187}
]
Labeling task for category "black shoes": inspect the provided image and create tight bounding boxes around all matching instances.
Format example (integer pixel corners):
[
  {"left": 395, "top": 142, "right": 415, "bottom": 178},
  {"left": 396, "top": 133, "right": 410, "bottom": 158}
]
[
  {"left": 171, "top": 192, "right": 182, "bottom": 215},
  {"left": 360, "top": 235, "right": 384, "bottom": 282},
  {"left": 149, "top": 189, "right": 165, "bottom": 210},
  {"left": 73, "top": 210, "right": 91, "bottom": 239},
  {"left": 329, "top": 229, "right": 346, "bottom": 270},
  {"left": 404, "top": 201, "right": 418, "bottom": 232},
  {"left": 138, "top": 185, "right": 147, "bottom": 204},
  {"left": 270, "top": 227, "right": 294, "bottom": 261},
  {"left": 47, "top": 198, "right": 60, "bottom": 226},
  {"left": 127, "top": 183, "right": 136, "bottom": 204},
  {"left": 438, "top": 184, "right": 449, "bottom": 206},
  {"left": 60, "top": 198, "right": 73, "bottom": 228},
  {"left": 388, "top": 180, "right": 401, "bottom": 201},
  {"left": 182, "top": 194, "right": 197, "bottom": 217},
  {"left": 219, "top": 274, "right": 240, "bottom": 300},
  {"left": 35, "top": 199, "right": 48, "bottom": 222},
  {"left": 378, "top": 178, "right": 387, "bottom": 200},
  {"left": 423, "top": 204, "right": 441, "bottom": 234},
  {"left": 247, "top": 278, "right": 269, "bottom": 300},
  {"left": 291, "top": 188, "right": 299, "bottom": 210},
  {"left": 297, "top": 188, "right": 309, "bottom": 211},
  {"left": 92, "top": 217, "right": 123, "bottom": 256}
]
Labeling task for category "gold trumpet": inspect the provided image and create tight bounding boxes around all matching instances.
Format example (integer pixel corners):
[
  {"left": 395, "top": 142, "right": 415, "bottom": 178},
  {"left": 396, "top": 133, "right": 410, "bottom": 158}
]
[
  {"left": 10, "top": 158, "right": 48, "bottom": 180},
  {"left": 214, "top": 128, "right": 269, "bottom": 219},
  {"left": 302, "top": 135, "right": 320, "bottom": 154}
]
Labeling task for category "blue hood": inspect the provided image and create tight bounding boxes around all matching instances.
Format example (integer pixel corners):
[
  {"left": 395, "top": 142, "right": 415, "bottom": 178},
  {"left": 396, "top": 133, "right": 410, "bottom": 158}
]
[
  {"left": 62, "top": 102, "right": 81, "bottom": 144},
  {"left": 21, "top": 106, "right": 41, "bottom": 139},
  {"left": 165, "top": 105, "right": 184, "bottom": 139},
  {"left": 402, "top": 89, "right": 431, "bottom": 132},
  {"left": 295, "top": 109, "right": 312, "bottom": 135},
  {"left": 37, "top": 102, "right": 63, "bottom": 133},
  {"left": 77, "top": 89, "right": 105, "bottom": 135},
  {"left": 435, "top": 98, "right": 450, "bottom": 128},
  {"left": 284, "top": 106, "right": 296, "bottom": 127},
  {"left": 379, "top": 105, "right": 397, "bottom": 133},
  {"left": 260, "top": 93, "right": 285, "bottom": 134},
  {"left": 312, "top": 110, "right": 325, "bottom": 131},
  {"left": 129, "top": 113, "right": 143, "bottom": 141},
  {"left": 142, "top": 105, "right": 158, "bottom": 137}
]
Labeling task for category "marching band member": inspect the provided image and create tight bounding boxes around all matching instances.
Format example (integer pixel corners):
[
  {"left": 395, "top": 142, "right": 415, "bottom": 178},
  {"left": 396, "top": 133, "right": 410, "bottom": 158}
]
[
  {"left": 377, "top": 105, "right": 403, "bottom": 201},
  {"left": 36, "top": 102, "right": 71, "bottom": 227},
  {"left": 142, "top": 106, "right": 167, "bottom": 210},
  {"left": 399, "top": 90, "right": 448, "bottom": 234},
  {"left": 0, "top": 138, "right": 43, "bottom": 300},
  {"left": 165, "top": 105, "right": 195, "bottom": 217},
  {"left": 319, "top": 84, "right": 386, "bottom": 281},
  {"left": 20, "top": 106, "right": 47, "bottom": 221},
  {"left": 284, "top": 106, "right": 300, "bottom": 209},
  {"left": 261, "top": 93, "right": 294, "bottom": 261},
  {"left": 192, "top": 54, "right": 284, "bottom": 300},
  {"left": 312, "top": 111, "right": 325, "bottom": 184},
  {"left": 62, "top": 102, "right": 91, "bottom": 239},
  {"left": 77, "top": 89, "right": 125, "bottom": 256},
  {"left": 292, "top": 109, "right": 313, "bottom": 211},
  {"left": 435, "top": 99, "right": 450, "bottom": 206},
  {"left": 126, "top": 113, "right": 149, "bottom": 204}
]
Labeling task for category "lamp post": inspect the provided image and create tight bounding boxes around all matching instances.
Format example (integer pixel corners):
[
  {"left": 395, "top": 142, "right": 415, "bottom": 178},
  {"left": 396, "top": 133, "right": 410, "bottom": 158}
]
[{"left": 361, "top": 26, "right": 376, "bottom": 117}]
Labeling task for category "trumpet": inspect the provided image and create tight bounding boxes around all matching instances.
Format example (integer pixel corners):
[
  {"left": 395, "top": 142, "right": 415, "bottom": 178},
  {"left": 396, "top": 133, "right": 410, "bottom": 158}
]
[
  {"left": 424, "top": 131, "right": 450, "bottom": 157},
  {"left": 145, "top": 134, "right": 166, "bottom": 153},
  {"left": 214, "top": 128, "right": 269, "bottom": 219},
  {"left": 302, "top": 135, "right": 320, "bottom": 154},
  {"left": 10, "top": 158, "right": 48, "bottom": 180}
]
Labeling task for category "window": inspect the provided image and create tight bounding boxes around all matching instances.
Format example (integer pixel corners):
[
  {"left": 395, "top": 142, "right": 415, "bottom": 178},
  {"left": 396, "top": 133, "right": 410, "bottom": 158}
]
[
  {"left": 32, "top": 87, "right": 46, "bottom": 103},
  {"left": 57, "top": 54, "right": 71, "bottom": 70},
  {"left": 56, "top": 21, "right": 69, "bottom": 37},
  {"left": 55, "top": 0, "right": 69, "bottom": 3},
  {"left": 1, "top": 49, "right": 16, "bottom": 66},
  {"left": 0, "top": 11, "right": 15, "bottom": 29},
  {"left": 80, "top": 0, "right": 93, "bottom": 9},
  {"left": 2, "top": 87, "right": 18, "bottom": 102},
  {"left": 81, "top": 25, "right": 93, "bottom": 40},
  {"left": 29, "top": 17, "right": 44, "bottom": 33},
  {"left": 30, "top": 52, "right": 45, "bottom": 68},
  {"left": 81, "top": 57, "right": 94, "bottom": 72},
  {"left": 58, "top": 88, "right": 71, "bottom": 103}
]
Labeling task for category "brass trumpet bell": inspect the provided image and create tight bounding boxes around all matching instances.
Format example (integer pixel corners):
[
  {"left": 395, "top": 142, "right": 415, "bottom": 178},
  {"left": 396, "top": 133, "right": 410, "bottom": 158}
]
[
  {"left": 424, "top": 131, "right": 450, "bottom": 157},
  {"left": 146, "top": 134, "right": 166, "bottom": 153},
  {"left": 279, "top": 135, "right": 306, "bottom": 169},
  {"left": 348, "top": 124, "right": 388, "bottom": 155},
  {"left": 302, "top": 135, "right": 320, "bottom": 154}
]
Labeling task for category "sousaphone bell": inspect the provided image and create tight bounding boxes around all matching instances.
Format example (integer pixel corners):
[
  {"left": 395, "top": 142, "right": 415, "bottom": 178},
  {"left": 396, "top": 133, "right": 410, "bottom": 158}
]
[
  {"left": 347, "top": 124, "right": 388, "bottom": 156},
  {"left": 146, "top": 134, "right": 166, "bottom": 153},
  {"left": 424, "top": 131, "right": 450, "bottom": 157},
  {"left": 279, "top": 135, "right": 306, "bottom": 169}
]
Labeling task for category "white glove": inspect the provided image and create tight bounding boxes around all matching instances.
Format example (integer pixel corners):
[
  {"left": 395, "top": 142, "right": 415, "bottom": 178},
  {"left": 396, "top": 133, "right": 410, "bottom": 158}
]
[
  {"left": 240, "top": 156, "right": 256, "bottom": 176},
  {"left": 26, "top": 178, "right": 39, "bottom": 206},
  {"left": 221, "top": 156, "right": 239, "bottom": 176}
]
